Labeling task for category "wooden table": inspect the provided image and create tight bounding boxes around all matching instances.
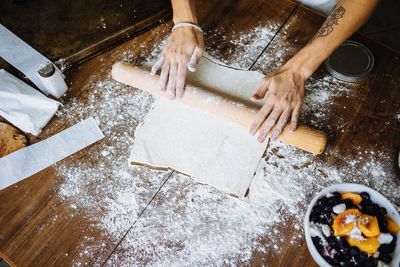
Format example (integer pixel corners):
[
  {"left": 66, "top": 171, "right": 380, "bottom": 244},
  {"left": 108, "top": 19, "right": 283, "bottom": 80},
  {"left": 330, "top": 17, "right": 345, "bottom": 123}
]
[{"left": 1, "top": 1, "right": 399, "bottom": 266}]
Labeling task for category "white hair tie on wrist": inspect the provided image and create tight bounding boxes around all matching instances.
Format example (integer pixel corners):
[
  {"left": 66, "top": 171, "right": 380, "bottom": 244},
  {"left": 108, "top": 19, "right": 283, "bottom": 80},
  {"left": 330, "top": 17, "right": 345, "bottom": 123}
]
[{"left": 172, "top": 22, "right": 203, "bottom": 34}]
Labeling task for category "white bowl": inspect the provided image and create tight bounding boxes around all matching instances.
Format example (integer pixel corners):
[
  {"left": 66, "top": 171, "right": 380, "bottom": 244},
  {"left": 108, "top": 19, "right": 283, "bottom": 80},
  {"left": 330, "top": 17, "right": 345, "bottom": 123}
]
[{"left": 304, "top": 183, "right": 400, "bottom": 267}]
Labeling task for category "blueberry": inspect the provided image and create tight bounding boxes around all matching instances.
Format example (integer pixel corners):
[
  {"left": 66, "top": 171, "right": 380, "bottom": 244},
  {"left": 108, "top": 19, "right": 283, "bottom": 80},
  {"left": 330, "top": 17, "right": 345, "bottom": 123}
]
[
  {"left": 312, "top": 236, "right": 322, "bottom": 247},
  {"left": 323, "top": 205, "right": 332, "bottom": 214},
  {"left": 360, "top": 191, "right": 370, "bottom": 201},
  {"left": 312, "top": 205, "right": 322, "bottom": 214},
  {"left": 379, "top": 243, "right": 395, "bottom": 254},
  {"left": 391, "top": 234, "right": 397, "bottom": 244},
  {"left": 326, "top": 236, "right": 339, "bottom": 249},
  {"left": 338, "top": 236, "right": 350, "bottom": 248},
  {"left": 358, "top": 253, "right": 375, "bottom": 267},
  {"left": 325, "top": 257, "right": 336, "bottom": 265},
  {"left": 324, "top": 215, "right": 333, "bottom": 225},
  {"left": 363, "top": 203, "right": 380, "bottom": 216},
  {"left": 332, "top": 191, "right": 341, "bottom": 200},
  {"left": 336, "top": 251, "right": 350, "bottom": 262},
  {"left": 379, "top": 252, "right": 392, "bottom": 263},
  {"left": 379, "top": 206, "right": 387, "bottom": 215},
  {"left": 377, "top": 217, "right": 389, "bottom": 233},
  {"left": 350, "top": 246, "right": 361, "bottom": 257},
  {"left": 317, "top": 197, "right": 328, "bottom": 206},
  {"left": 362, "top": 261, "right": 378, "bottom": 267},
  {"left": 344, "top": 199, "right": 356, "bottom": 209},
  {"left": 310, "top": 212, "right": 319, "bottom": 223},
  {"left": 360, "top": 199, "right": 371, "bottom": 209},
  {"left": 327, "top": 196, "right": 340, "bottom": 207},
  {"left": 359, "top": 252, "right": 369, "bottom": 262}
]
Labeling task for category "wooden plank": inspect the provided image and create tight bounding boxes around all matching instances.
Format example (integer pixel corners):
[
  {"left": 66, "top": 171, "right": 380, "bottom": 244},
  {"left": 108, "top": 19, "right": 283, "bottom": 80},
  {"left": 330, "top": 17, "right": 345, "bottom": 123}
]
[
  {"left": 0, "top": 0, "right": 171, "bottom": 68},
  {"left": 198, "top": 0, "right": 297, "bottom": 69}
]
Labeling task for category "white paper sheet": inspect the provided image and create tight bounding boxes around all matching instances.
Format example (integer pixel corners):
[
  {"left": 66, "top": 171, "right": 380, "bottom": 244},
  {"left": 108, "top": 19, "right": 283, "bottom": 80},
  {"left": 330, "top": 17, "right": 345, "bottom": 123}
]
[
  {"left": 0, "top": 117, "right": 104, "bottom": 190},
  {"left": 130, "top": 56, "right": 267, "bottom": 196},
  {"left": 0, "top": 69, "right": 60, "bottom": 135},
  {"left": 0, "top": 24, "right": 63, "bottom": 95}
]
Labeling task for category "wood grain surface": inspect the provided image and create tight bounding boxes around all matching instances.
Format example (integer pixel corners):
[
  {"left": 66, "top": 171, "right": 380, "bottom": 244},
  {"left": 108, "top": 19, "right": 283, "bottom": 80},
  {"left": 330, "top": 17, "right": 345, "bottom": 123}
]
[
  {"left": 0, "top": 0, "right": 171, "bottom": 69},
  {"left": 0, "top": 1, "right": 399, "bottom": 266}
]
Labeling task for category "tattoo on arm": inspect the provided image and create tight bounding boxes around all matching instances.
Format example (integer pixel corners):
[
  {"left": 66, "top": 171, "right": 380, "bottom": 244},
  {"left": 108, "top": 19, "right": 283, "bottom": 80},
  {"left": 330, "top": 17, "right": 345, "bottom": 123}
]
[{"left": 313, "top": 5, "right": 346, "bottom": 40}]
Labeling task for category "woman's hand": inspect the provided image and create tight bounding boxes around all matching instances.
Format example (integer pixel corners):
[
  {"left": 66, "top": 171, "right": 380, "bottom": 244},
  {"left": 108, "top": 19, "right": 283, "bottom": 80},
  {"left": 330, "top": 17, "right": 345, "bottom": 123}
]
[
  {"left": 151, "top": 26, "right": 204, "bottom": 99},
  {"left": 249, "top": 65, "right": 306, "bottom": 143}
]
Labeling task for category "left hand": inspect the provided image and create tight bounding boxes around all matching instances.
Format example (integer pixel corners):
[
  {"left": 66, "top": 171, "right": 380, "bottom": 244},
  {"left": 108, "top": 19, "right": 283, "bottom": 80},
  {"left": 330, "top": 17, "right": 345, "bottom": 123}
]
[{"left": 249, "top": 66, "right": 305, "bottom": 143}]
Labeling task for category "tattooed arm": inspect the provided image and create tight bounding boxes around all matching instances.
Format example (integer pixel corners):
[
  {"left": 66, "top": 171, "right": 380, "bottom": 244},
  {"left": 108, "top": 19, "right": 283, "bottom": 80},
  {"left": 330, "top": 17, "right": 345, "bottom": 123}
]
[
  {"left": 293, "top": 0, "right": 380, "bottom": 78},
  {"left": 250, "top": 0, "right": 379, "bottom": 142}
]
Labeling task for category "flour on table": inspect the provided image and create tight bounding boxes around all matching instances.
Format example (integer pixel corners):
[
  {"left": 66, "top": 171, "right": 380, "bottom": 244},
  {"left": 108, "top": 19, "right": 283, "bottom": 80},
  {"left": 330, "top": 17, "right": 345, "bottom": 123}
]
[
  {"left": 53, "top": 24, "right": 400, "bottom": 267},
  {"left": 129, "top": 55, "right": 266, "bottom": 196}
]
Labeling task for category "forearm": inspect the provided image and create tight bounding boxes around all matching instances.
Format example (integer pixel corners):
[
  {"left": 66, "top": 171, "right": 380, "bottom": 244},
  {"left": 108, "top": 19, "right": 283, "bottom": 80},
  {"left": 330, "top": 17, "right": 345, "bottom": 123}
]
[
  {"left": 287, "top": 0, "right": 380, "bottom": 79},
  {"left": 172, "top": 0, "right": 198, "bottom": 24}
]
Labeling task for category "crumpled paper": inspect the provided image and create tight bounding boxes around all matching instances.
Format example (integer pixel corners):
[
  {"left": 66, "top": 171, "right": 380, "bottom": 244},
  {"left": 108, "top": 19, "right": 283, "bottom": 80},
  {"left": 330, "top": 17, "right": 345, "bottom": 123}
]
[{"left": 0, "top": 69, "right": 60, "bottom": 135}]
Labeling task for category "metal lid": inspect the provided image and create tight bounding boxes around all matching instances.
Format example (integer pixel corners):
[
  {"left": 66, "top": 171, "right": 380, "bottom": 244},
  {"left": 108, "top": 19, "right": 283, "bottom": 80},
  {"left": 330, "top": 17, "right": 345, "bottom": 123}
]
[
  {"left": 38, "top": 62, "right": 55, "bottom": 77},
  {"left": 325, "top": 41, "right": 374, "bottom": 82}
]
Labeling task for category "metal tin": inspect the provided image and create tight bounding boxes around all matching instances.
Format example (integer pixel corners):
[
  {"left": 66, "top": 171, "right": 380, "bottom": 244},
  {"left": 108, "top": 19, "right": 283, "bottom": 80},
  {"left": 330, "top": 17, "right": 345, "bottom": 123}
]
[
  {"left": 38, "top": 62, "right": 55, "bottom": 78},
  {"left": 324, "top": 41, "right": 374, "bottom": 82}
]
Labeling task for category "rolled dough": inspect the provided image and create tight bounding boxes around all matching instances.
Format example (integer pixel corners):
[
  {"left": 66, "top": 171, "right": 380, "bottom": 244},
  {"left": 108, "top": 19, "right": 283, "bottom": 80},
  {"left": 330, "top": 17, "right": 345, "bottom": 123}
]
[{"left": 129, "top": 55, "right": 267, "bottom": 196}]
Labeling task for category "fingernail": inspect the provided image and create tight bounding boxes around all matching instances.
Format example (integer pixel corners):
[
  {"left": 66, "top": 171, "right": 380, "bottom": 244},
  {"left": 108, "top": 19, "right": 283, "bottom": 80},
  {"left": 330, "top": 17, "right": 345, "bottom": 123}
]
[
  {"left": 249, "top": 128, "right": 256, "bottom": 136},
  {"left": 251, "top": 94, "right": 261, "bottom": 100},
  {"left": 188, "top": 65, "right": 197, "bottom": 72},
  {"left": 257, "top": 135, "right": 264, "bottom": 143}
]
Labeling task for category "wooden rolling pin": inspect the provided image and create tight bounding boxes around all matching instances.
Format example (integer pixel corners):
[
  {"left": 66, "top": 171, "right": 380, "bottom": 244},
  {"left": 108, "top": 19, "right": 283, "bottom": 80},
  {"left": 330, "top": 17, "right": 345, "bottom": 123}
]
[{"left": 112, "top": 62, "right": 327, "bottom": 154}]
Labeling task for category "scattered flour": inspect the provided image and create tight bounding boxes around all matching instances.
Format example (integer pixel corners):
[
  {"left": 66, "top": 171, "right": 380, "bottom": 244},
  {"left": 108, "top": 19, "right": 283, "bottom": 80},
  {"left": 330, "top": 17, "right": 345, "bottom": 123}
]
[
  {"left": 53, "top": 23, "right": 399, "bottom": 266},
  {"left": 105, "top": 140, "right": 399, "bottom": 266},
  {"left": 207, "top": 25, "right": 278, "bottom": 69}
]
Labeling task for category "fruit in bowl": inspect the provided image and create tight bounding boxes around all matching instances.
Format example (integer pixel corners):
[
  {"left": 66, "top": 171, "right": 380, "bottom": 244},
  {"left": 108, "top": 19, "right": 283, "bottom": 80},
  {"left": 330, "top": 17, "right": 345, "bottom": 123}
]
[{"left": 304, "top": 184, "right": 400, "bottom": 267}]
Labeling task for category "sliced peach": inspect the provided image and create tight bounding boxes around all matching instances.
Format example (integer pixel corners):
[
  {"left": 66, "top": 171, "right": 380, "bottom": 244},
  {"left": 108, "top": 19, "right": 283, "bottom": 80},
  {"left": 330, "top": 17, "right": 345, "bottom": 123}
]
[
  {"left": 359, "top": 214, "right": 380, "bottom": 237},
  {"left": 332, "top": 209, "right": 361, "bottom": 236},
  {"left": 341, "top": 192, "right": 362, "bottom": 205},
  {"left": 386, "top": 216, "right": 400, "bottom": 234},
  {"left": 346, "top": 236, "right": 380, "bottom": 254}
]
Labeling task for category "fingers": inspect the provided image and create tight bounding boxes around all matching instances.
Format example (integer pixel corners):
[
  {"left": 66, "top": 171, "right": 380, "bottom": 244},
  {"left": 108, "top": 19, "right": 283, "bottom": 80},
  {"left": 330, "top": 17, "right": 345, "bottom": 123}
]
[
  {"left": 159, "top": 58, "right": 170, "bottom": 91},
  {"left": 251, "top": 78, "right": 270, "bottom": 102},
  {"left": 257, "top": 107, "right": 283, "bottom": 143},
  {"left": 151, "top": 56, "right": 164, "bottom": 75},
  {"left": 188, "top": 47, "right": 204, "bottom": 72},
  {"left": 158, "top": 48, "right": 196, "bottom": 97},
  {"left": 176, "top": 60, "right": 187, "bottom": 98},
  {"left": 250, "top": 101, "right": 273, "bottom": 136},
  {"left": 271, "top": 108, "right": 291, "bottom": 141},
  {"left": 166, "top": 61, "right": 178, "bottom": 99},
  {"left": 290, "top": 105, "right": 301, "bottom": 132}
]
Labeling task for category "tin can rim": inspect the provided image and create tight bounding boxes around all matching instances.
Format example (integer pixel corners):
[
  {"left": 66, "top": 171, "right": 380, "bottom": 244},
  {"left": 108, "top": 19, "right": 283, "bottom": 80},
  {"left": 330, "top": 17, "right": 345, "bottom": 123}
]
[{"left": 324, "top": 40, "right": 374, "bottom": 83}]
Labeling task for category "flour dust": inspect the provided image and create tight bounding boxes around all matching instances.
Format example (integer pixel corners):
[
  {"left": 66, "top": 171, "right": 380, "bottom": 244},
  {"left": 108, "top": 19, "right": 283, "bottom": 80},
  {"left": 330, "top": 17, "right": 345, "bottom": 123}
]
[{"left": 53, "top": 23, "right": 399, "bottom": 267}]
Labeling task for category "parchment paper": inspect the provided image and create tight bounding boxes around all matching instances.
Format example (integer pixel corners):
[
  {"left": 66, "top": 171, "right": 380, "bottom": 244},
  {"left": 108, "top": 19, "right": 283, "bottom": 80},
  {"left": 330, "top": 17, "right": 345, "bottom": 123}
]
[{"left": 0, "top": 117, "right": 104, "bottom": 190}]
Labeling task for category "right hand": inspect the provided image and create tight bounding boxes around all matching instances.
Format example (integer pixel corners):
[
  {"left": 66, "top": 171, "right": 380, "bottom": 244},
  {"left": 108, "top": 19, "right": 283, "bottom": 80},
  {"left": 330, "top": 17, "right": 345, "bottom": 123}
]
[{"left": 151, "top": 26, "right": 204, "bottom": 99}]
